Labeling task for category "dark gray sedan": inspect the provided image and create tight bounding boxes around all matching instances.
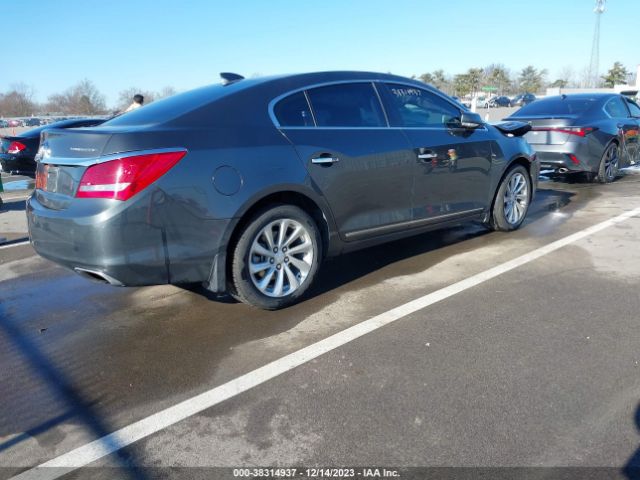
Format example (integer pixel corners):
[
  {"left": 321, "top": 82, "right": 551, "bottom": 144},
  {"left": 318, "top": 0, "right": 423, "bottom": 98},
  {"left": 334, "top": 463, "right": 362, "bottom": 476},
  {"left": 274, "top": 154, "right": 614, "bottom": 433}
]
[
  {"left": 27, "top": 71, "right": 538, "bottom": 309},
  {"left": 507, "top": 93, "right": 640, "bottom": 182}
]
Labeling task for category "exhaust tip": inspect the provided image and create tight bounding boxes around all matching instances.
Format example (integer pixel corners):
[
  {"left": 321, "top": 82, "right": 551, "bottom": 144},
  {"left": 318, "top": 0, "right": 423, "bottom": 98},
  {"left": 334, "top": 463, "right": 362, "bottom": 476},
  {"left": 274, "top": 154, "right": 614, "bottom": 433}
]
[
  {"left": 74, "top": 267, "right": 123, "bottom": 286},
  {"left": 558, "top": 168, "right": 569, "bottom": 174}
]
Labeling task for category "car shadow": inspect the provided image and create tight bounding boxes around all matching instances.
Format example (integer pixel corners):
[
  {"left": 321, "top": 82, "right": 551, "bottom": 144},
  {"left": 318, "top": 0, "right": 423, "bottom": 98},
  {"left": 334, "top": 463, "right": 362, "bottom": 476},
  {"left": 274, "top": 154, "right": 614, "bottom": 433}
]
[
  {"left": 0, "top": 199, "right": 26, "bottom": 212},
  {"left": 190, "top": 186, "right": 576, "bottom": 307},
  {"left": 623, "top": 403, "right": 640, "bottom": 479},
  {"left": 0, "top": 304, "right": 150, "bottom": 479}
]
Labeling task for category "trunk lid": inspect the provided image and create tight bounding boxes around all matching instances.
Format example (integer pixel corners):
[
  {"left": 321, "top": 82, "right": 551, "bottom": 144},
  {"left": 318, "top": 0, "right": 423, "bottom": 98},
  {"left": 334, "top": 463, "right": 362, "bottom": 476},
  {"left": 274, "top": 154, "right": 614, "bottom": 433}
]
[
  {"left": 35, "top": 128, "right": 115, "bottom": 209},
  {"left": 506, "top": 115, "right": 578, "bottom": 145}
]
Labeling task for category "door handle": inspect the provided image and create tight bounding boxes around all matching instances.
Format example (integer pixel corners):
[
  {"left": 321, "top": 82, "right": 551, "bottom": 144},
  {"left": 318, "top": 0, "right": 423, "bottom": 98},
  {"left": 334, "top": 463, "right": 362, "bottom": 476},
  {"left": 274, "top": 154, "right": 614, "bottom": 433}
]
[
  {"left": 417, "top": 152, "right": 438, "bottom": 160},
  {"left": 311, "top": 157, "right": 340, "bottom": 165}
]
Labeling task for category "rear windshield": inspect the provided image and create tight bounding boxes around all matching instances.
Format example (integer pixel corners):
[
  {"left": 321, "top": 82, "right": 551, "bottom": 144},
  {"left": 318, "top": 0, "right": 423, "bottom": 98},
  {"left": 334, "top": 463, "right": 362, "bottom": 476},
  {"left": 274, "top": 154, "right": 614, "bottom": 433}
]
[
  {"left": 103, "top": 84, "right": 227, "bottom": 126},
  {"left": 515, "top": 97, "right": 598, "bottom": 116}
]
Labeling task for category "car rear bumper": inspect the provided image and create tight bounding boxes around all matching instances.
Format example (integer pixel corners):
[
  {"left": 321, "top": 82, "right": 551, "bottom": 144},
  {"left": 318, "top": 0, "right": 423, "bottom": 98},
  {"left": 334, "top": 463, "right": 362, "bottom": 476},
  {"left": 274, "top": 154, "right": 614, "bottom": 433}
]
[
  {"left": 0, "top": 153, "right": 36, "bottom": 175},
  {"left": 26, "top": 192, "right": 233, "bottom": 288},
  {"left": 532, "top": 142, "right": 598, "bottom": 173}
]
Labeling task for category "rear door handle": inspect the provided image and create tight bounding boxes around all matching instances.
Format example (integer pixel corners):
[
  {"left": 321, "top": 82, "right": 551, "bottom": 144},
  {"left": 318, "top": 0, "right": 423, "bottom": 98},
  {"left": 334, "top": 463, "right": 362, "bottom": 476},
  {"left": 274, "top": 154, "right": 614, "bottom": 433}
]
[{"left": 311, "top": 157, "right": 340, "bottom": 165}]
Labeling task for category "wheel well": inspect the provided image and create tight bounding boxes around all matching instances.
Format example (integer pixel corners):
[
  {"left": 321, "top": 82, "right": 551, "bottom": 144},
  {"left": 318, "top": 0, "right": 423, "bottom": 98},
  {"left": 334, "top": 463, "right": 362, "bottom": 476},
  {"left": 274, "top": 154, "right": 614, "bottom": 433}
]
[
  {"left": 226, "top": 191, "right": 330, "bottom": 278},
  {"left": 488, "top": 157, "right": 532, "bottom": 215}
]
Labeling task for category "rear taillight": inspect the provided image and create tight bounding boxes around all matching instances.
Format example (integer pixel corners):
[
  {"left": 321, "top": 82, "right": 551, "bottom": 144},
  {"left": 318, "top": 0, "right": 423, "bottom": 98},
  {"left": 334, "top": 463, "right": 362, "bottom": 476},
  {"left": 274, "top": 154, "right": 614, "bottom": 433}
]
[
  {"left": 532, "top": 127, "right": 595, "bottom": 137},
  {"left": 35, "top": 163, "right": 49, "bottom": 190},
  {"left": 76, "top": 150, "right": 187, "bottom": 201},
  {"left": 7, "top": 141, "right": 26, "bottom": 154}
]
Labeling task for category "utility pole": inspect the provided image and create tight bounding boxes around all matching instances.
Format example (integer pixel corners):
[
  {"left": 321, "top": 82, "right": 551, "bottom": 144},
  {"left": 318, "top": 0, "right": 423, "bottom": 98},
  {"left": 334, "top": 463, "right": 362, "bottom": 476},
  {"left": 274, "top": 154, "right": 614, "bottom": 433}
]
[{"left": 588, "top": 0, "right": 606, "bottom": 88}]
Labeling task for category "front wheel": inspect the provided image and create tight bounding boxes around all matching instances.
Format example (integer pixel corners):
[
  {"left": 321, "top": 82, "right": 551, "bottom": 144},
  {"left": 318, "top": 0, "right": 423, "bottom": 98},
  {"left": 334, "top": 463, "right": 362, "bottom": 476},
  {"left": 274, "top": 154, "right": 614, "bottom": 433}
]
[
  {"left": 229, "top": 205, "right": 322, "bottom": 310},
  {"left": 488, "top": 165, "right": 532, "bottom": 232}
]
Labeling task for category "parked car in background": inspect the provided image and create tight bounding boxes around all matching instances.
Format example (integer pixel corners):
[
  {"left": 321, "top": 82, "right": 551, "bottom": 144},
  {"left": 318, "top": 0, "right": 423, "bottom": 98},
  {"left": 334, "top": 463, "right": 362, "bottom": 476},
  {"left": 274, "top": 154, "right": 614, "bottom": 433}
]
[
  {"left": 511, "top": 93, "right": 536, "bottom": 107},
  {"left": 27, "top": 71, "right": 538, "bottom": 309},
  {"left": 24, "top": 118, "right": 41, "bottom": 127},
  {"left": 7, "top": 119, "right": 23, "bottom": 127},
  {"left": 0, "top": 120, "right": 8, "bottom": 128},
  {"left": 0, "top": 118, "right": 106, "bottom": 175},
  {"left": 506, "top": 93, "right": 640, "bottom": 182},
  {"left": 483, "top": 96, "right": 512, "bottom": 108}
]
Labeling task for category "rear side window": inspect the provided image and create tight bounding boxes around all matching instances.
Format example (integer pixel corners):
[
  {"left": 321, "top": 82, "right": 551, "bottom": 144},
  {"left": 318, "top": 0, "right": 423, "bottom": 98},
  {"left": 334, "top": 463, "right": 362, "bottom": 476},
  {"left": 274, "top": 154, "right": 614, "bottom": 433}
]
[
  {"left": 306, "top": 83, "right": 386, "bottom": 127},
  {"left": 604, "top": 97, "right": 629, "bottom": 118},
  {"left": 516, "top": 97, "right": 596, "bottom": 116},
  {"left": 384, "top": 84, "right": 460, "bottom": 127},
  {"left": 274, "top": 92, "right": 314, "bottom": 127},
  {"left": 626, "top": 99, "right": 640, "bottom": 117}
]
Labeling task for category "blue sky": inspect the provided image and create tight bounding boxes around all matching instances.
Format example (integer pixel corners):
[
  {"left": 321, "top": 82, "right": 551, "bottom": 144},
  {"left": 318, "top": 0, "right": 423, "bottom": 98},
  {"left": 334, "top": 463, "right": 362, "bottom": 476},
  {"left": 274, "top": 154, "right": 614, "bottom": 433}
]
[{"left": 3, "top": 0, "right": 637, "bottom": 105}]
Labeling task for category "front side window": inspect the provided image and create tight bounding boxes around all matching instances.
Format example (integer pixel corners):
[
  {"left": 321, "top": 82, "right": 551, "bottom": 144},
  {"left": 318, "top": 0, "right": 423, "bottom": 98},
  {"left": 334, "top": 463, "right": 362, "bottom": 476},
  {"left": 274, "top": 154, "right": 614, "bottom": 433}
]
[
  {"left": 306, "top": 83, "right": 386, "bottom": 127},
  {"left": 384, "top": 83, "right": 461, "bottom": 128},
  {"left": 604, "top": 97, "right": 629, "bottom": 118},
  {"left": 273, "top": 92, "right": 314, "bottom": 127}
]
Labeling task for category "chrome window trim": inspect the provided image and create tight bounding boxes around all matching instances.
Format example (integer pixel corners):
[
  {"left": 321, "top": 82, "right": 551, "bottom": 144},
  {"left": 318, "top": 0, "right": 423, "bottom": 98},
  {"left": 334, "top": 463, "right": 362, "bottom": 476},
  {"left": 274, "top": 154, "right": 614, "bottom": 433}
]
[
  {"left": 38, "top": 147, "right": 188, "bottom": 167},
  {"left": 267, "top": 78, "right": 484, "bottom": 131},
  {"left": 302, "top": 90, "right": 317, "bottom": 126}
]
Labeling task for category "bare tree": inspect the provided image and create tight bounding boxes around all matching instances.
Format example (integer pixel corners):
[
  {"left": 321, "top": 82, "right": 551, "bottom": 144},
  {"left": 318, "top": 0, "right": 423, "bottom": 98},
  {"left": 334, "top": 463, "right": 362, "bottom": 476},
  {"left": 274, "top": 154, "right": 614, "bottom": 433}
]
[
  {"left": 156, "top": 86, "right": 177, "bottom": 100},
  {"left": 0, "top": 83, "right": 37, "bottom": 117},
  {"left": 117, "top": 87, "right": 156, "bottom": 111},
  {"left": 46, "top": 79, "right": 106, "bottom": 115}
]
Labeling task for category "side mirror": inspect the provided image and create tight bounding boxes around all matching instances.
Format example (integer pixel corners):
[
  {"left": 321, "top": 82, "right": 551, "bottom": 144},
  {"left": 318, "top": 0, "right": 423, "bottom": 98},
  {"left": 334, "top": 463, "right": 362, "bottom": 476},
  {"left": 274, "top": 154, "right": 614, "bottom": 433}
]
[{"left": 460, "top": 112, "right": 484, "bottom": 129}]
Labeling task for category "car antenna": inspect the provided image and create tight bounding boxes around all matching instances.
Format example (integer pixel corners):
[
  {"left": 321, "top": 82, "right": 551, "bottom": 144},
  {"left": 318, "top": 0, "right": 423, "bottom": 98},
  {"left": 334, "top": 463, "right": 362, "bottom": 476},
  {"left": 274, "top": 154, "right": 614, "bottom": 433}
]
[{"left": 220, "top": 72, "right": 245, "bottom": 85}]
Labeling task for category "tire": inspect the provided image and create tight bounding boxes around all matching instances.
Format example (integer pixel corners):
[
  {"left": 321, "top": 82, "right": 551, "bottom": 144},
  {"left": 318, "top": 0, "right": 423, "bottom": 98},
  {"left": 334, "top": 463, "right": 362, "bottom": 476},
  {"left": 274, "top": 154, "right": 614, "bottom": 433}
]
[
  {"left": 594, "top": 142, "right": 619, "bottom": 184},
  {"left": 228, "top": 204, "right": 322, "bottom": 310},
  {"left": 488, "top": 164, "right": 532, "bottom": 232}
]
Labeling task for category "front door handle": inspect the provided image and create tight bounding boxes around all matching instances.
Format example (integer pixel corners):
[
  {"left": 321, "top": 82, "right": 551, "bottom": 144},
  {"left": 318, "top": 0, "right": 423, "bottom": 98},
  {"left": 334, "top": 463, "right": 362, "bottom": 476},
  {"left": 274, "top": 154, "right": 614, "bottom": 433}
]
[
  {"left": 417, "top": 152, "right": 438, "bottom": 160},
  {"left": 311, "top": 157, "right": 340, "bottom": 165}
]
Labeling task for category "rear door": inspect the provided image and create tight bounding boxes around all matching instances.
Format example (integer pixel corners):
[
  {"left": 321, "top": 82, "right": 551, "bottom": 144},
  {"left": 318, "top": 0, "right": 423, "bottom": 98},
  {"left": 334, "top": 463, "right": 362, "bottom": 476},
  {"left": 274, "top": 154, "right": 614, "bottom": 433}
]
[
  {"left": 604, "top": 96, "right": 638, "bottom": 167},
  {"left": 275, "top": 82, "right": 416, "bottom": 241},
  {"left": 378, "top": 83, "right": 493, "bottom": 221},
  {"left": 622, "top": 98, "right": 640, "bottom": 164}
]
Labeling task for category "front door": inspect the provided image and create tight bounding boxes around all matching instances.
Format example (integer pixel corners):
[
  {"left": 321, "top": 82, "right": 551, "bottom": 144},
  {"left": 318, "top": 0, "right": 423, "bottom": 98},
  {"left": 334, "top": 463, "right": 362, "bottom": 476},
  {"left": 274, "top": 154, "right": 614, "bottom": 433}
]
[{"left": 379, "top": 83, "right": 494, "bottom": 221}]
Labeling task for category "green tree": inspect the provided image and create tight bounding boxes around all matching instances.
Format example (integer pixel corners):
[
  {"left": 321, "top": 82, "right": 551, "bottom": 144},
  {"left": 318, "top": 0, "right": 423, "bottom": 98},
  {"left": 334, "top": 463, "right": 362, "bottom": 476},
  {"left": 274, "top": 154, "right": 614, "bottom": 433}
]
[
  {"left": 484, "top": 64, "right": 512, "bottom": 95},
  {"left": 518, "top": 66, "right": 547, "bottom": 93},
  {"left": 452, "top": 68, "right": 482, "bottom": 97},
  {"left": 602, "top": 62, "right": 629, "bottom": 87},
  {"left": 549, "top": 79, "right": 568, "bottom": 88}
]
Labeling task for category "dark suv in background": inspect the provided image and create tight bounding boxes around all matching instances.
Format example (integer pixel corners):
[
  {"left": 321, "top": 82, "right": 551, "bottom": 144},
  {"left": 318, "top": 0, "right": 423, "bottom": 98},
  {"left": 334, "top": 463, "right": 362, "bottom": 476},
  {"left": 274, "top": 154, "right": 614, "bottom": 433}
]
[
  {"left": 27, "top": 71, "right": 538, "bottom": 309},
  {"left": 512, "top": 93, "right": 536, "bottom": 107}
]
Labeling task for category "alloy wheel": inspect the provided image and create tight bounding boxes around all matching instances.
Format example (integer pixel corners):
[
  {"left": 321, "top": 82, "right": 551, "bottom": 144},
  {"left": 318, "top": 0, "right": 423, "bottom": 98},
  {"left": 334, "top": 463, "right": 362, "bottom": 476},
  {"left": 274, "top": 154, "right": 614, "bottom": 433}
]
[
  {"left": 248, "top": 219, "right": 315, "bottom": 298},
  {"left": 604, "top": 144, "right": 619, "bottom": 181},
  {"left": 503, "top": 172, "right": 529, "bottom": 225}
]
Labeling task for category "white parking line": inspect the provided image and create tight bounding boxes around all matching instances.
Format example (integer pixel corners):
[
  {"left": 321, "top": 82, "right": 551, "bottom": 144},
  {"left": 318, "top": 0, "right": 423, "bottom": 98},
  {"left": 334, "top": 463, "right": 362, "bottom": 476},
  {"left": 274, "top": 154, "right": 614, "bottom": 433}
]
[
  {"left": 0, "top": 195, "right": 30, "bottom": 202},
  {"left": 11, "top": 205, "right": 640, "bottom": 480},
  {"left": 0, "top": 240, "right": 30, "bottom": 250}
]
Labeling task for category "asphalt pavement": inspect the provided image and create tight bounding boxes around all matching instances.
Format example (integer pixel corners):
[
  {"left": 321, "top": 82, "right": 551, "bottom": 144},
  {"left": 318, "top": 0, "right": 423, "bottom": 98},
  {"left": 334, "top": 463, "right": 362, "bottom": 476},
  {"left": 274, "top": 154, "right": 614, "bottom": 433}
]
[{"left": 1, "top": 167, "right": 640, "bottom": 480}]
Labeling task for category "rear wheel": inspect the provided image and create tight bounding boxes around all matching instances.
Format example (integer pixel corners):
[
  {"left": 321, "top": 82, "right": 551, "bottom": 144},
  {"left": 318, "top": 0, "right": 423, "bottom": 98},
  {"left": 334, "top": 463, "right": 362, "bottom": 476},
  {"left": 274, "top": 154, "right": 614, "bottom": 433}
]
[
  {"left": 488, "top": 164, "right": 531, "bottom": 232},
  {"left": 229, "top": 205, "right": 321, "bottom": 310},
  {"left": 594, "top": 143, "right": 619, "bottom": 183}
]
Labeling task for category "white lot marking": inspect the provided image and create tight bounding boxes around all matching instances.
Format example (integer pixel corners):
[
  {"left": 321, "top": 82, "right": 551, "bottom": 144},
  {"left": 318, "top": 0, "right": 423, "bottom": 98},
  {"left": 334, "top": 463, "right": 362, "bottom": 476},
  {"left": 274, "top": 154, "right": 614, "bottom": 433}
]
[
  {"left": 0, "top": 240, "right": 30, "bottom": 250},
  {"left": 1, "top": 195, "right": 30, "bottom": 201},
  {"left": 11, "top": 205, "right": 640, "bottom": 480}
]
